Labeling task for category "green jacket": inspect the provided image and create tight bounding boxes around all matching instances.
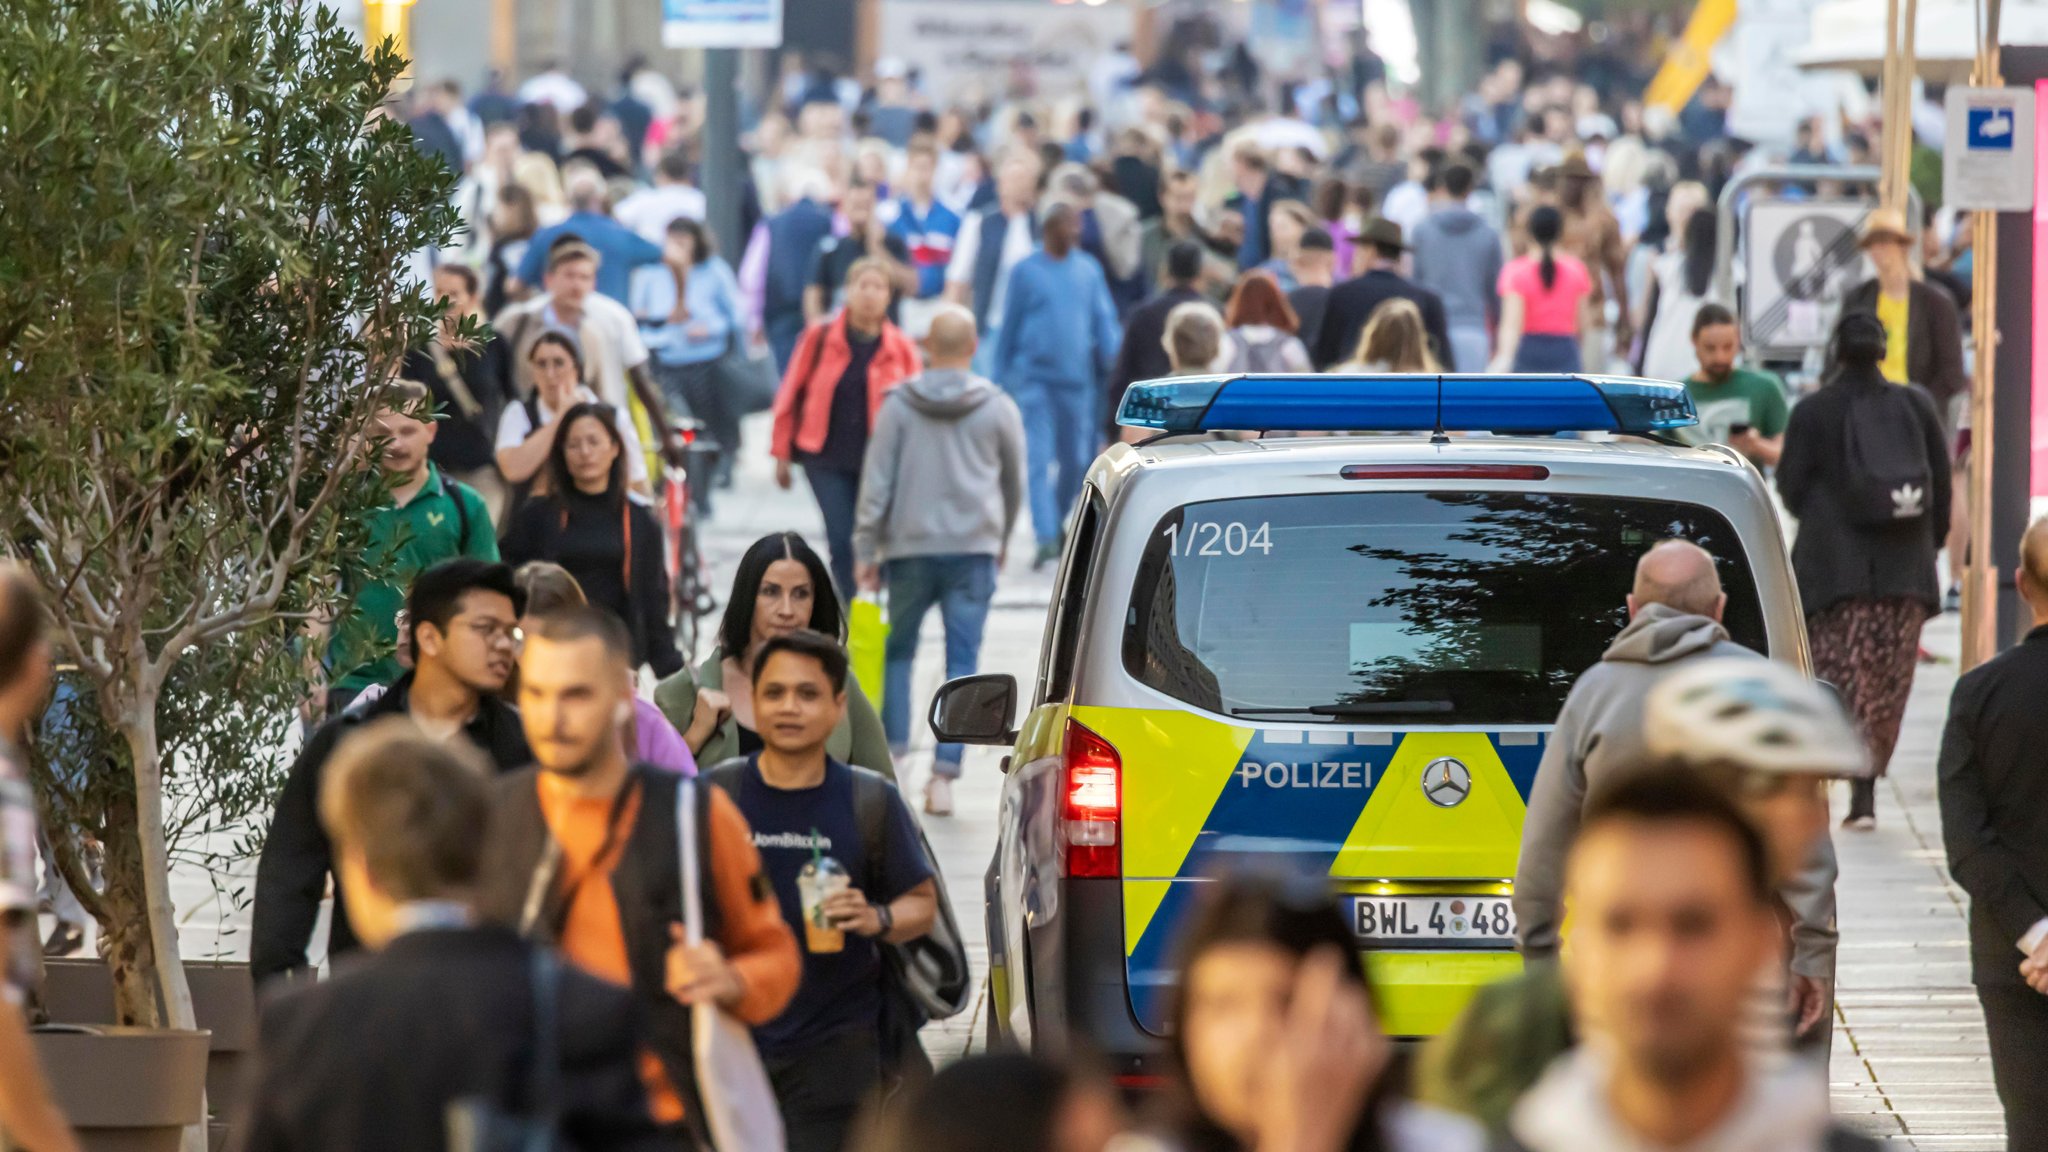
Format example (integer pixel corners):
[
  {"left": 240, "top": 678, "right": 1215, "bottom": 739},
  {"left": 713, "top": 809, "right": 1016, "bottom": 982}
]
[
  {"left": 1412, "top": 961, "right": 1574, "bottom": 1136},
  {"left": 653, "top": 646, "right": 895, "bottom": 781},
  {"left": 330, "top": 465, "right": 498, "bottom": 693}
]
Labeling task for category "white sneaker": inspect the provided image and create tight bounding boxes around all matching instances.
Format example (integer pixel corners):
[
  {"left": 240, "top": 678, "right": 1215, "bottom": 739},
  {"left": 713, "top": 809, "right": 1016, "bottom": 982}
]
[{"left": 924, "top": 776, "right": 955, "bottom": 817}]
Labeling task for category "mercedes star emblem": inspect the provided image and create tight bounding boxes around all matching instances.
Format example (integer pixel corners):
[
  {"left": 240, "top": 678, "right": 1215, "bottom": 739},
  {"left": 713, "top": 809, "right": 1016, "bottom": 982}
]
[{"left": 1422, "top": 757, "right": 1472, "bottom": 808}]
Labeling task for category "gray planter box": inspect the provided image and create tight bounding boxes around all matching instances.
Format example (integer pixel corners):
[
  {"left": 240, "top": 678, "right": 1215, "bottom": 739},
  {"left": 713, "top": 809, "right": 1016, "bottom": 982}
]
[
  {"left": 33, "top": 1026, "right": 211, "bottom": 1152},
  {"left": 40, "top": 960, "right": 257, "bottom": 1149}
]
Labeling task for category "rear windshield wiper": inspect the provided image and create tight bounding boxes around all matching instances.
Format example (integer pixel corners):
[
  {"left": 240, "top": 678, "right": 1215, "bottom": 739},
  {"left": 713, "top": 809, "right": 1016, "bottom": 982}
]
[{"left": 1228, "top": 700, "right": 1456, "bottom": 718}]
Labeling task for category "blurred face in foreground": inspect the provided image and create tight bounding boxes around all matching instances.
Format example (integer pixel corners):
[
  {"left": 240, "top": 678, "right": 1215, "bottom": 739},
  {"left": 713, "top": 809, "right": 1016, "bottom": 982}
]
[
  {"left": 519, "top": 633, "right": 630, "bottom": 778},
  {"left": 1180, "top": 941, "right": 1294, "bottom": 1141},
  {"left": 1562, "top": 818, "right": 1773, "bottom": 1083},
  {"left": 1730, "top": 772, "right": 1831, "bottom": 884}
]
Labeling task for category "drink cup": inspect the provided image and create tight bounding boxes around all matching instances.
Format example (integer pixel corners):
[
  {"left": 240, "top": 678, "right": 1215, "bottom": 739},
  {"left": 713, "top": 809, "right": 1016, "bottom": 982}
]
[{"left": 798, "top": 856, "right": 849, "bottom": 954}]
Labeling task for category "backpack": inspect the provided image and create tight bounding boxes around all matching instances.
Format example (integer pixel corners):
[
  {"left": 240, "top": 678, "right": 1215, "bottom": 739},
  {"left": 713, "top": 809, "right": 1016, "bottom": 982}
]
[
  {"left": 1839, "top": 384, "right": 1933, "bottom": 526},
  {"left": 701, "top": 758, "right": 973, "bottom": 1051},
  {"left": 1235, "top": 330, "right": 1295, "bottom": 375}
]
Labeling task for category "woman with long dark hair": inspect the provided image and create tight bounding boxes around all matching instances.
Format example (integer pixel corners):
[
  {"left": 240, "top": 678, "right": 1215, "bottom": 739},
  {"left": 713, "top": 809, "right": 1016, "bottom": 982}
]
[
  {"left": 1488, "top": 206, "right": 1593, "bottom": 374},
  {"left": 1131, "top": 874, "right": 1483, "bottom": 1152},
  {"left": 651, "top": 531, "right": 894, "bottom": 775},
  {"left": 1636, "top": 208, "right": 1723, "bottom": 381},
  {"left": 502, "top": 401, "right": 682, "bottom": 678},
  {"left": 1778, "top": 311, "right": 1950, "bottom": 830}
]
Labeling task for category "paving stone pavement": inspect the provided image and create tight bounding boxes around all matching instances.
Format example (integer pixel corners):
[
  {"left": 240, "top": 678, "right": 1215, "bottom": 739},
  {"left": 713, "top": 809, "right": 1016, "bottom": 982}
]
[{"left": 1830, "top": 615, "right": 2005, "bottom": 1149}]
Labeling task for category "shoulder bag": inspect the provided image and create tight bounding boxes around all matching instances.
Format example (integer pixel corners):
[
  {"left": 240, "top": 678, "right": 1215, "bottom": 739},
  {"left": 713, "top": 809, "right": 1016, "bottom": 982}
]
[{"left": 677, "top": 777, "right": 785, "bottom": 1152}]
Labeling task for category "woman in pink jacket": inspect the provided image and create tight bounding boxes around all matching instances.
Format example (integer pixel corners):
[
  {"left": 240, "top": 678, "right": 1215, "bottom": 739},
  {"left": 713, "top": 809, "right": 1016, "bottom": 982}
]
[{"left": 770, "top": 256, "right": 923, "bottom": 598}]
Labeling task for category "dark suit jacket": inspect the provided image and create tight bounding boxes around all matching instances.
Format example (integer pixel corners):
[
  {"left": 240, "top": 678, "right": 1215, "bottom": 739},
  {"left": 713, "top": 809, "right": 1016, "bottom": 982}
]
[
  {"left": 1939, "top": 626, "right": 2048, "bottom": 987},
  {"left": 1843, "top": 278, "right": 1969, "bottom": 407},
  {"left": 1105, "top": 285, "right": 1207, "bottom": 436},
  {"left": 1312, "top": 268, "right": 1452, "bottom": 370},
  {"left": 235, "top": 926, "right": 676, "bottom": 1152},
  {"left": 251, "top": 679, "right": 532, "bottom": 986},
  {"left": 1288, "top": 284, "right": 1333, "bottom": 363}
]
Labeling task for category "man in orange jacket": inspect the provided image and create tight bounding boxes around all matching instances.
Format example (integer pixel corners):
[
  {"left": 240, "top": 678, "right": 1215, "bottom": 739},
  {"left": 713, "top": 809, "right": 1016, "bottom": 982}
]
[{"left": 480, "top": 605, "right": 800, "bottom": 1143}]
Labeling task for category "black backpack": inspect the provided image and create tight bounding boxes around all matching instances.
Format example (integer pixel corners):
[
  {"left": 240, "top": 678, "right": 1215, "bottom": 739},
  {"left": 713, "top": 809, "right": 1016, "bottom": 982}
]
[{"left": 1839, "top": 383, "right": 1933, "bottom": 526}]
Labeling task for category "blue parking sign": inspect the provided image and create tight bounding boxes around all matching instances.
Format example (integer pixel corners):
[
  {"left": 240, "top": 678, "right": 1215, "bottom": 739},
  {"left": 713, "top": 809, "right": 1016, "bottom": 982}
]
[{"left": 1968, "top": 105, "right": 2017, "bottom": 151}]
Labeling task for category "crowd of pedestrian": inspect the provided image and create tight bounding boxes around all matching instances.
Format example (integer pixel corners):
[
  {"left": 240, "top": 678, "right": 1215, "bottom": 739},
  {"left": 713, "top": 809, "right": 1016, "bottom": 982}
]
[{"left": 0, "top": 11, "right": 2033, "bottom": 1152}]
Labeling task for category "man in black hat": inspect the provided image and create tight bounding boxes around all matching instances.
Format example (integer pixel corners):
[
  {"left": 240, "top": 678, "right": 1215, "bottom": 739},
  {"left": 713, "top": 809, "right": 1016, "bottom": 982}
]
[{"left": 1312, "top": 216, "right": 1452, "bottom": 371}]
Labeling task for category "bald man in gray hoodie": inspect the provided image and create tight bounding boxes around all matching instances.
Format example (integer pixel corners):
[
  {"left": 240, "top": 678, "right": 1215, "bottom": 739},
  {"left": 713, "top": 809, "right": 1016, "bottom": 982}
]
[
  {"left": 1514, "top": 540, "right": 1841, "bottom": 1048},
  {"left": 854, "top": 306, "right": 1026, "bottom": 816}
]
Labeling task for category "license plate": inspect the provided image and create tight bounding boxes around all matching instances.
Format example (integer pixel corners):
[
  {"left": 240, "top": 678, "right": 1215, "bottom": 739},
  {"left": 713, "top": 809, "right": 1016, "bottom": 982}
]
[{"left": 1347, "top": 895, "right": 1516, "bottom": 947}]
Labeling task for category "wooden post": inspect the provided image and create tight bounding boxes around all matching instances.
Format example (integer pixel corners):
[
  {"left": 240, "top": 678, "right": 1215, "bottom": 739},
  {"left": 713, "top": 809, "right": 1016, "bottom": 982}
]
[
  {"left": 1963, "top": 0, "right": 2005, "bottom": 669},
  {"left": 491, "top": 0, "right": 516, "bottom": 77}
]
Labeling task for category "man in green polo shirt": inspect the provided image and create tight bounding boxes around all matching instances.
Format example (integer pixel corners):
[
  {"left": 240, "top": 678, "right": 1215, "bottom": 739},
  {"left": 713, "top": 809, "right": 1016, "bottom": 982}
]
[
  {"left": 1682, "top": 303, "right": 1789, "bottom": 468},
  {"left": 324, "top": 380, "right": 498, "bottom": 713}
]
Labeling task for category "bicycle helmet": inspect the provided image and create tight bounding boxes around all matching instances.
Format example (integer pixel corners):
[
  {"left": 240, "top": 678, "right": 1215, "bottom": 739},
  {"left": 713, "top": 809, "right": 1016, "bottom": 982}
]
[{"left": 1645, "top": 658, "right": 1869, "bottom": 778}]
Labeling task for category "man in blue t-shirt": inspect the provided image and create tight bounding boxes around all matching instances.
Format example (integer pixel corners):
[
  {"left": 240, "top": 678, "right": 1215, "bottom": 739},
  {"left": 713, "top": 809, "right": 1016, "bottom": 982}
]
[{"left": 708, "top": 630, "right": 936, "bottom": 1152}]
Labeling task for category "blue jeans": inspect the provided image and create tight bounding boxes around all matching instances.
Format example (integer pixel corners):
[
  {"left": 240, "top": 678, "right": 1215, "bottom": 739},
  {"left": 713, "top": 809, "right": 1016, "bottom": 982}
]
[
  {"left": 767, "top": 311, "right": 807, "bottom": 376},
  {"left": 883, "top": 554, "right": 997, "bottom": 774},
  {"left": 803, "top": 464, "right": 862, "bottom": 601},
  {"left": 1011, "top": 378, "right": 1097, "bottom": 547}
]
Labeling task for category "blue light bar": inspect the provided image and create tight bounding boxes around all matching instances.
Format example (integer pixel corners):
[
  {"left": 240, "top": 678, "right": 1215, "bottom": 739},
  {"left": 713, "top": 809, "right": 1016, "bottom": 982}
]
[{"left": 1115, "top": 373, "right": 1698, "bottom": 436}]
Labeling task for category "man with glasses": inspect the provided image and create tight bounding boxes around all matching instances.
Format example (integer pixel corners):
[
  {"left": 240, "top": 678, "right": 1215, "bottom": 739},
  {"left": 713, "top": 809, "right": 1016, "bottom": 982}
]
[{"left": 254, "top": 559, "right": 534, "bottom": 988}]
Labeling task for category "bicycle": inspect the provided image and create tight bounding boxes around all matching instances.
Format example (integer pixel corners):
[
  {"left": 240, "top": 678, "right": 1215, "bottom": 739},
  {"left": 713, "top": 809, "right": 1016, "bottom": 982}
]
[{"left": 661, "top": 417, "right": 720, "bottom": 660}]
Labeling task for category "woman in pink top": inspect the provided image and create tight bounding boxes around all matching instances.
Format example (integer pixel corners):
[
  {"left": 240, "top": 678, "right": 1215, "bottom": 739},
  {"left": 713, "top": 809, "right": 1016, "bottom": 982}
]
[{"left": 1489, "top": 205, "right": 1594, "bottom": 373}]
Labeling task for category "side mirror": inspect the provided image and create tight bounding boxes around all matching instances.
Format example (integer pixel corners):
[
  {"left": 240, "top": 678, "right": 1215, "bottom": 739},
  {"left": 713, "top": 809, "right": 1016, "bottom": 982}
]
[{"left": 929, "top": 674, "right": 1019, "bottom": 747}]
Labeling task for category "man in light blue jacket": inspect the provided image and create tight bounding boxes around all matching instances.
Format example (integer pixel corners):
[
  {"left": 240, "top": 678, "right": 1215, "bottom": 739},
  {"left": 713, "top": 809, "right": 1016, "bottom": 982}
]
[{"left": 991, "top": 202, "right": 1121, "bottom": 568}]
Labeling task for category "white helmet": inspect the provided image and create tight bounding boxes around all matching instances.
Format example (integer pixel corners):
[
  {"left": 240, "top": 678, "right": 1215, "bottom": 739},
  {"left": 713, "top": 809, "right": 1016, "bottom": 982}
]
[{"left": 1644, "top": 658, "right": 1869, "bottom": 779}]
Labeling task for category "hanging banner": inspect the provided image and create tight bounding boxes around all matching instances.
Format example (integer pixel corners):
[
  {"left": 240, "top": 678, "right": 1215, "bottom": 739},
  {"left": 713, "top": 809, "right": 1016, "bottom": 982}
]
[
  {"left": 662, "top": 0, "right": 783, "bottom": 49},
  {"left": 1644, "top": 0, "right": 1737, "bottom": 114},
  {"left": 876, "top": 0, "right": 1135, "bottom": 105}
]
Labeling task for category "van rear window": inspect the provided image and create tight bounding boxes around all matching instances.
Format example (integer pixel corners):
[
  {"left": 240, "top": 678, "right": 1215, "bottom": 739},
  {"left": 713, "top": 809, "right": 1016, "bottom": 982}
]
[{"left": 1121, "top": 491, "right": 1767, "bottom": 724}]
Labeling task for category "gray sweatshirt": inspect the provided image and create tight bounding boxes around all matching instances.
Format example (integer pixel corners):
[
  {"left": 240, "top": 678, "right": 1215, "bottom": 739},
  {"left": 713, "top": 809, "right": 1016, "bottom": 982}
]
[
  {"left": 853, "top": 368, "right": 1026, "bottom": 566},
  {"left": 1513, "top": 604, "right": 1841, "bottom": 979},
  {"left": 1410, "top": 204, "right": 1504, "bottom": 331}
]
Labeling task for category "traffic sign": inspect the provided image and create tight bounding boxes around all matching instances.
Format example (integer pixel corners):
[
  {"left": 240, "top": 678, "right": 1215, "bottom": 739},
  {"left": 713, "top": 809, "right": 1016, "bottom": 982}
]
[
  {"left": 661, "top": 0, "right": 782, "bottom": 49},
  {"left": 1741, "top": 200, "right": 1872, "bottom": 354},
  {"left": 1944, "top": 86, "right": 2036, "bottom": 211}
]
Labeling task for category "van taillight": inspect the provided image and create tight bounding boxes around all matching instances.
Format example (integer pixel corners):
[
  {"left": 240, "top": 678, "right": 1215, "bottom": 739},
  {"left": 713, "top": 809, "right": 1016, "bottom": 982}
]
[{"left": 1063, "top": 720, "right": 1121, "bottom": 878}]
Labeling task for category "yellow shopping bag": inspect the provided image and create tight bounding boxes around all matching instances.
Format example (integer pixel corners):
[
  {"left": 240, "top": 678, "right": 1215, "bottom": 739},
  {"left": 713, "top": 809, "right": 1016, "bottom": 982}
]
[{"left": 847, "top": 593, "right": 888, "bottom": 708}]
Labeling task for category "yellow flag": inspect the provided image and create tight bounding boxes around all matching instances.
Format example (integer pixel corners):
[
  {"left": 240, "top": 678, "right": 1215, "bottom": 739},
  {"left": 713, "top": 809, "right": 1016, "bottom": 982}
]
[{"left": 1645, "top": 0, "right": 1739, "bottom": 114}]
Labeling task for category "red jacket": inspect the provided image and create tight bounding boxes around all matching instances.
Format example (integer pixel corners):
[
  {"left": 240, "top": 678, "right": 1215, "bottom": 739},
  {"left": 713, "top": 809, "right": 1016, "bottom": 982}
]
[{"left": 770, "top": 315, "right": 923, "bottom": 461}]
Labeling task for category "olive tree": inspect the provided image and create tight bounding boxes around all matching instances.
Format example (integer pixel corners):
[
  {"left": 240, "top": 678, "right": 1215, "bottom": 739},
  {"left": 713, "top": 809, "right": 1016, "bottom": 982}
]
[{"left": 0, "top": 0, "right": 457, "bottom": 1031}]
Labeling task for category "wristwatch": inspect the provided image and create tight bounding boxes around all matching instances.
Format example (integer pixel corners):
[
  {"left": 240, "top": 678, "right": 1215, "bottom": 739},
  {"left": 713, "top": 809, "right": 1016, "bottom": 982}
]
[{"left": 870, "top": 901, "right": 894, "bottom": 937}]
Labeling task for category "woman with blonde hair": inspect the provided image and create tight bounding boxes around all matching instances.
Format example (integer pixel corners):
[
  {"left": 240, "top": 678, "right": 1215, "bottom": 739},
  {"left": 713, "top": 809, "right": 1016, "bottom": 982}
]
[
  {"left": 1335, "top": 298, "right": 1443, "bottom": 374},
  {"left": 511, "top": 150, "right": 568, "bottom": 226}
]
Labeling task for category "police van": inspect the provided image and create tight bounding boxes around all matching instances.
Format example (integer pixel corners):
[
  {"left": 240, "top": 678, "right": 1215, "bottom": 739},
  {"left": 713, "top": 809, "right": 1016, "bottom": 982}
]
[{"left": 927, "top": 373, "right": 1807, "bottom": 1076}]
